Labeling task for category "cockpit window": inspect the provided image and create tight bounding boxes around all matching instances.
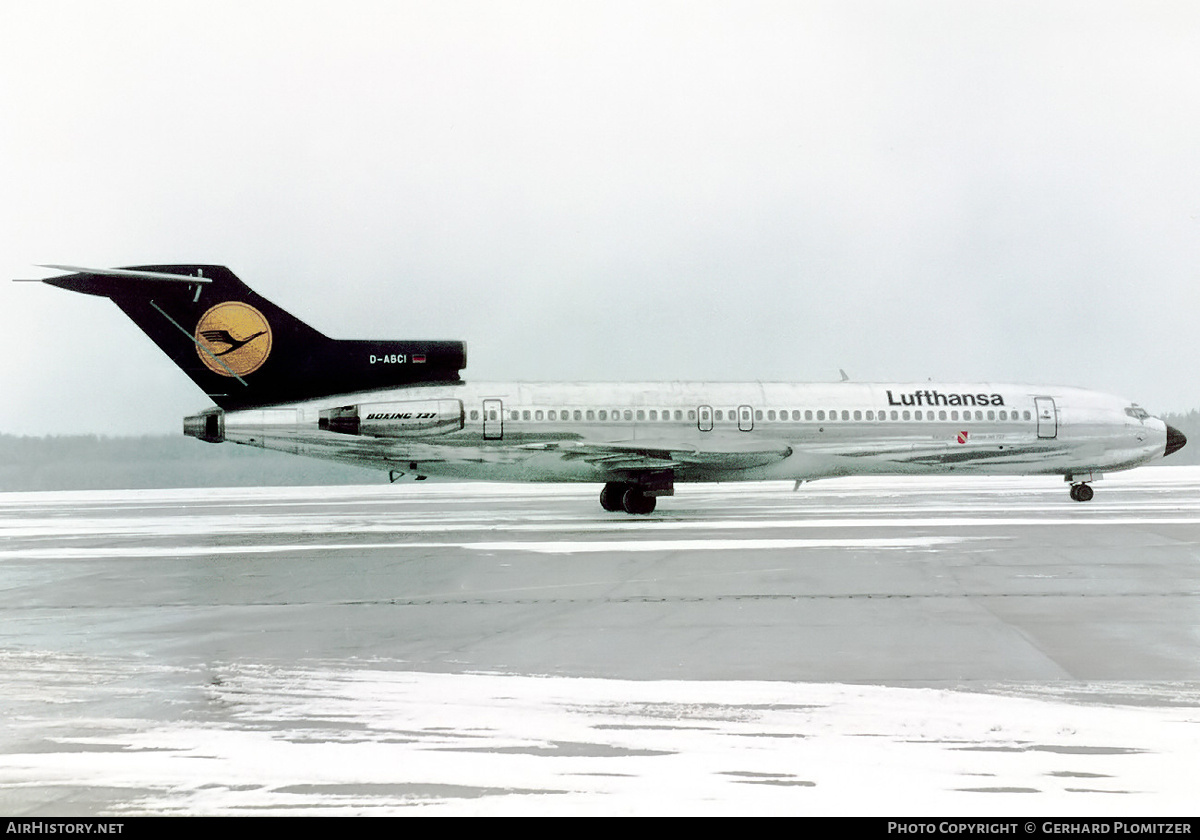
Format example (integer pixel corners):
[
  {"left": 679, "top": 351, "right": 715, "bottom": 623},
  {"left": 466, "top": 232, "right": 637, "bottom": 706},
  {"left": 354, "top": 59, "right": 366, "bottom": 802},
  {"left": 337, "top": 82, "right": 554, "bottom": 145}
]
[{"left": 1125, "top": 406, "right": 1150, "bottom": 420}]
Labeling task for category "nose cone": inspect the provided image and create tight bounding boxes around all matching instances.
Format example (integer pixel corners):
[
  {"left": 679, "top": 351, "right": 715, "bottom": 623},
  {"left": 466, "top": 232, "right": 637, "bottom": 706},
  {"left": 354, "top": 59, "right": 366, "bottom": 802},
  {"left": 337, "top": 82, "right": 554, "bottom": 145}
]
[{"left": 1165, "top": 425, "right": 1187, "bottom": 457}]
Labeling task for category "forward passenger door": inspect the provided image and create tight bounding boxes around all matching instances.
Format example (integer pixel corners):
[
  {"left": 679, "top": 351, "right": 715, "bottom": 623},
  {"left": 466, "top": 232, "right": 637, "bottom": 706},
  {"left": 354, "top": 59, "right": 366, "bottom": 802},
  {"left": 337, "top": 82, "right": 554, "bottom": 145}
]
[{"left": 1035, "top": 397, "right": 1057, "bottom": 439}]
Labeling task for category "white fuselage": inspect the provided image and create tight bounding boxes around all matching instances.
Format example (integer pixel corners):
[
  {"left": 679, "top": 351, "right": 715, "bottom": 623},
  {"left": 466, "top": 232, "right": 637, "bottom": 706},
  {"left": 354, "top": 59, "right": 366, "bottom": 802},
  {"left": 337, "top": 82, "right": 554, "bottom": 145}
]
[{"left": 209, "top": 381, "right": 1169, "bottom": 485}]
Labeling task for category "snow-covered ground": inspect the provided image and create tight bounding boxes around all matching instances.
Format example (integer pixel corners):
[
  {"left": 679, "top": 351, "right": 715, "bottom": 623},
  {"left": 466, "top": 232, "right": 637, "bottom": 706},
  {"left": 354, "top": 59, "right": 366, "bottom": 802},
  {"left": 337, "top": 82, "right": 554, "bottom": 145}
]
[{"left": 2, "top": 654, "right": 1198, "bottom": 816}]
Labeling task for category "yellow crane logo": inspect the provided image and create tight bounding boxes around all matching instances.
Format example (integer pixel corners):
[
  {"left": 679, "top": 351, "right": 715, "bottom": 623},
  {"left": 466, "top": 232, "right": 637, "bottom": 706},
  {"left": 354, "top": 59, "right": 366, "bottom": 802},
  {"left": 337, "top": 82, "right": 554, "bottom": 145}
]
[{"left": 194, "top": 302, "right": 272, "bottom": 377}]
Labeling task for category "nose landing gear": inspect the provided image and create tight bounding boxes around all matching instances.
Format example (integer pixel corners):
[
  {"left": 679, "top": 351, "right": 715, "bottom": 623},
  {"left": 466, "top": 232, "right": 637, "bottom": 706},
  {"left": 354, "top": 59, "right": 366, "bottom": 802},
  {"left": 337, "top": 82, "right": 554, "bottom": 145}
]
[{"left": 1069, "top": 483, "right": 1094, "bottom": 502}]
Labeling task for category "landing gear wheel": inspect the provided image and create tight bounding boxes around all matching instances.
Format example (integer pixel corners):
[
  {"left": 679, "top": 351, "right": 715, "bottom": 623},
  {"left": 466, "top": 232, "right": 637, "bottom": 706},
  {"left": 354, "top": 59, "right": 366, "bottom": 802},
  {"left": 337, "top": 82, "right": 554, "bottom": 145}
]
[
  {"left": 621, "top": 487, "right": 657, "bottom": 515},
  {"left": 600, "top": 482, "right": 629, "bottom": 512},
  {"left": 1070, "top": 483, "right": 1094, "bottom": 502}
]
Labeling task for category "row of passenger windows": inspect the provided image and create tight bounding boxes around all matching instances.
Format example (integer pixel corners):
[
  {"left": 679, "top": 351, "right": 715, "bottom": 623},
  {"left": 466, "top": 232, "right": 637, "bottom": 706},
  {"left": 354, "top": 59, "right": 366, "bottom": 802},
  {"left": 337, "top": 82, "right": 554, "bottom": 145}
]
[{"left": 470, "top": 408, "right": 1035, "bottom": 422}]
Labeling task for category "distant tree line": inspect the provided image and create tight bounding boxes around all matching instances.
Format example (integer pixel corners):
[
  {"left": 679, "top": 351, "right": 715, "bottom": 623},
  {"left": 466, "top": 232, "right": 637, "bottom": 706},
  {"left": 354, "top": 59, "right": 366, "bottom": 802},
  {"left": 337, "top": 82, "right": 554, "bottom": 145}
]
[
  {"left": 3, "top": 415, "right": 1198, "bottom": 491},
  {"left": 0, "top": 435, "right": 378, "bottom": 491}
]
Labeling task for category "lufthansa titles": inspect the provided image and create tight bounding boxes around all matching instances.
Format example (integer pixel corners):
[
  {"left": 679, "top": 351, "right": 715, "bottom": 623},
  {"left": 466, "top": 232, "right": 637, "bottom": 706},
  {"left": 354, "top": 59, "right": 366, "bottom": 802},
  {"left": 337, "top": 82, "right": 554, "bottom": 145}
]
[{"left": 887, "top": 390, "right": 1005, "bottom": 407}]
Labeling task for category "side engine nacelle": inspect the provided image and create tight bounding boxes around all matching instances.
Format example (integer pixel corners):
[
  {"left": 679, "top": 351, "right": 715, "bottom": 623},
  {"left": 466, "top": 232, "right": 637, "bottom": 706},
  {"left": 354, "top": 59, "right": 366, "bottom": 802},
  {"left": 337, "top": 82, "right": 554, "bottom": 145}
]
[{"left": 319, "top": 400, "right": 464, "bottom": 438}]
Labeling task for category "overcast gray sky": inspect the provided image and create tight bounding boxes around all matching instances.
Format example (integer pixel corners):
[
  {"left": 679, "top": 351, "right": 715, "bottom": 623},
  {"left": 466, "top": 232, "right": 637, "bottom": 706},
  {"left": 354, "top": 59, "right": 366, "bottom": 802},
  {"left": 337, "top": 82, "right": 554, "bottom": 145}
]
[{"left": 3, "top": 0, "right": 1198, "bottom": 435}]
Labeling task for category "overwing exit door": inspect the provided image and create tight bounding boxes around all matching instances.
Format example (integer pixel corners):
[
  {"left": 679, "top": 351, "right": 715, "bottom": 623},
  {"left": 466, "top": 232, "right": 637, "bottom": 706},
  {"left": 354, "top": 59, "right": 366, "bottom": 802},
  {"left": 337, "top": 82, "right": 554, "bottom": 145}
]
[{"left": 483, "top": 399, "right": 504, "bottom": 440}]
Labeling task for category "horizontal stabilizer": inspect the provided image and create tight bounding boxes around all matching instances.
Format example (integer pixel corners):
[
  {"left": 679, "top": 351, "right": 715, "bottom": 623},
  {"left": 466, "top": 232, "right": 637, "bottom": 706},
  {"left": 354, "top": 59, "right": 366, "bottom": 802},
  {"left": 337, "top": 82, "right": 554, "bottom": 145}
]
[{"left": 38, "top": 265, "right": 213, "bottom": 284}]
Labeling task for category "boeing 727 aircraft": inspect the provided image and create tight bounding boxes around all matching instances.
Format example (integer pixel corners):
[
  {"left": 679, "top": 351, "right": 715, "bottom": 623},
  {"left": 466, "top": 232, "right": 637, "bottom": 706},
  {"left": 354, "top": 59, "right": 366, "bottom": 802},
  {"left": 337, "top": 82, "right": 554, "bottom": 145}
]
[{"left": 30, "top": 264, "right": 1186, "bottom": 513}]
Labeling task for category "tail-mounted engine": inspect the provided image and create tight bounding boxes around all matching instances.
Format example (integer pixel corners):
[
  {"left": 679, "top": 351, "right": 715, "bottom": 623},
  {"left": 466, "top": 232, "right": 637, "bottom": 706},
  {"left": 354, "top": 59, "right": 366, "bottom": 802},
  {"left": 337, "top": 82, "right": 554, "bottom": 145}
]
[{"left": 183, "top": 407, "right": 225, "bottom": 443}]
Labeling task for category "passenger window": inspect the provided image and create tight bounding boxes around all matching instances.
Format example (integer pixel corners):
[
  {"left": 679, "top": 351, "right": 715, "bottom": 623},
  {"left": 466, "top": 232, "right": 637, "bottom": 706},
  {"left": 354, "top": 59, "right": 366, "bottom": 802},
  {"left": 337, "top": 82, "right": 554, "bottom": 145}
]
[
  {"left": 915, "top": 410, "right": 923, "bottom": 420},
  {"left": 938, "top": 410, "right": 946, "bottom": 420},
  {"left": 522, "top": 410, "right": 531, "bottom": 420},
  {"left": 687, "top": 410, "right": 696, "bottom": 420},
  {"left": 903, "top": 410, "right": 911, "bottom": 420},
  {"left": 636, "top": 410, "right": 644, "bottom": 421},
  {"left": 987, "top": 410, "right": 995, "bottom": 420},
  {"left": 816, "top": 410, "right": 825, "bottom": 421},
  {"left": 574, "top": 410, "right": 582, "bottom": 421},
  {"left": 536, "top": 410, "right": 544, "bottom": 420},
  {"left": 598, "top": 410, "right": 607, "bottom": 420},
  {"left": 547, "top": 410, "right": 556, "bottom": 420},
  {"left": 715, "top": 410, "right": 723, "bottom": 421},
  {"left": 853, "top": 410, "right": 862, "bottom": 421},
  {"left": 805, "top": 410, "right": 813, "bottom": 421},
  {"left": 767, "top": 410, "right": 775, "bottom": 421},
  {"left": 1024, "top": 410, "right": 1032, "bottom": 421},
  {"left": 649, "top": 410, "right": 657, "bottom": 420},
  {"left": 842, "top": 410, "right": 850, "bottom": 420},
  {"left": 890, "top": 410, "right": 898, "bottom": 420},
  {"left": 756, "top": 410, "right": 764, "bottom": 421},
  {"left": 470, "top": 410, "right": 479, "bottom": 420}
]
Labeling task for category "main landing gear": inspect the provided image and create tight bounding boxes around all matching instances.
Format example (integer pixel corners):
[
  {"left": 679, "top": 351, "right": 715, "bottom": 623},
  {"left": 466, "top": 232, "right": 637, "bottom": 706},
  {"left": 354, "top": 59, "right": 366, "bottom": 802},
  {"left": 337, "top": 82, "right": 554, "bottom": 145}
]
[
  {"left": 600, "top": 481, "right": 657, "bottom": 514},
  {"left": 1069, "top": 483, "right": 1094, "bottom": 502}
]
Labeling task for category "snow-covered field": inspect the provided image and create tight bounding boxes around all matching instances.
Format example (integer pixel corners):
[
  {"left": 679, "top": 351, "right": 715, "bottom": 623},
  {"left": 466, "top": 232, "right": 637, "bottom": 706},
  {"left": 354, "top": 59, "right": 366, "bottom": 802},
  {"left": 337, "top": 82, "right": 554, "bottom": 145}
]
[{"left": 2, "top": 654, "right": 1198, "bottom": 816}]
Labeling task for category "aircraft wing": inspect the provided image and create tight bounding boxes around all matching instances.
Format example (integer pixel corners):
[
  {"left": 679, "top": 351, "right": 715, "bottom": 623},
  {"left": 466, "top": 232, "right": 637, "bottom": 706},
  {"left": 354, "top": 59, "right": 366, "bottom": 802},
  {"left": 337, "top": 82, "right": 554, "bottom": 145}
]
[{"left": 518, "top": 438, "right": 793, "bottom": 472}]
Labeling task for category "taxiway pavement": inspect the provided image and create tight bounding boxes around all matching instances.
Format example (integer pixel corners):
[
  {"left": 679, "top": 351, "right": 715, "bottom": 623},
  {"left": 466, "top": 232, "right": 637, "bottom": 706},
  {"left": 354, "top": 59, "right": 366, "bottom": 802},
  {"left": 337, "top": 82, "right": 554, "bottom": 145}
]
[{"left": 1, "top": 469, "right": 1198, "bottom": 814}]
